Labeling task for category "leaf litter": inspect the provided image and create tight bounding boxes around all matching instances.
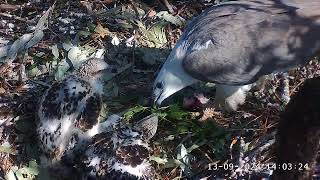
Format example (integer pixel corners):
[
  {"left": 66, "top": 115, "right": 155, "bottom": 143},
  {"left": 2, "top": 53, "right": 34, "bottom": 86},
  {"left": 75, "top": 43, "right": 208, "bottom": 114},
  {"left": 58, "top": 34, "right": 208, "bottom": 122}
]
[{"left": 0, "top": 0, "right": 319, "bottom": 180}]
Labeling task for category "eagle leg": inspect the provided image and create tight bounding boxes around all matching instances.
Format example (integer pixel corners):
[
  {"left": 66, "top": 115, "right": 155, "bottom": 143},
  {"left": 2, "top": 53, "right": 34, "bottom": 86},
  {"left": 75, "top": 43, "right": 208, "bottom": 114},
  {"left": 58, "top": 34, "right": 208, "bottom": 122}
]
[{"left": 214, "top": 84, "right": 252, "bottom": 112}]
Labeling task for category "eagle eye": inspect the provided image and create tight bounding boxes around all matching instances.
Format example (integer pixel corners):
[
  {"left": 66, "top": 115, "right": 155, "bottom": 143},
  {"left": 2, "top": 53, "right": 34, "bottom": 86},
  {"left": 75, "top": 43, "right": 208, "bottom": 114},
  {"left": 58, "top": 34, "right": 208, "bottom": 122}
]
[{"left": 155, "top": 82, "right": 163, "bottom": 89}]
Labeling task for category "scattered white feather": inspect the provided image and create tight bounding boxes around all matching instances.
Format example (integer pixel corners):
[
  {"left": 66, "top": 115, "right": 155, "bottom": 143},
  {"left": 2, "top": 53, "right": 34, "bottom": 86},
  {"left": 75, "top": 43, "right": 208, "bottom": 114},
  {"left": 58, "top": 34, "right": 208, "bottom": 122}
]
[{"left": 111, "top": 35, "right": 120, "bottom": 46}]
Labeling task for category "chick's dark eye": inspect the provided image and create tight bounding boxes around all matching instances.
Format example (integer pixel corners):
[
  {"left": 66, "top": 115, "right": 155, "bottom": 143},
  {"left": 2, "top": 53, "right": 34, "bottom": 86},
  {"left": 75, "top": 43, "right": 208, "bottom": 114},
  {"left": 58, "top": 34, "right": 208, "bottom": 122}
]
[{"left": 156, "top": 82, "right": 163, "bottom": 89}]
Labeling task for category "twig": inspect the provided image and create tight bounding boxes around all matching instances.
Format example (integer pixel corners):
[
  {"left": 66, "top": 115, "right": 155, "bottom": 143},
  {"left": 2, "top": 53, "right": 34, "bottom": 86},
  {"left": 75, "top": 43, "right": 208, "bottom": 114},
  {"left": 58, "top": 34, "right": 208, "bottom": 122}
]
[
  {"left": 129, "top": 0, "right": 141, "bottom": 19},
  {"left": 0, "top": 12, "right": 32, "bottom": 23},
  {"left": 0, "top": 4, "right": 21, "bottom": 11},
  {"left": 0, "top": 3, "right": 38, "bottom": 12},
  {"left": 162, "top": 0, "right": 174, "bottom": 14},
  {"left": 289, "top": 79, "right": 305, "bottom": 96}
]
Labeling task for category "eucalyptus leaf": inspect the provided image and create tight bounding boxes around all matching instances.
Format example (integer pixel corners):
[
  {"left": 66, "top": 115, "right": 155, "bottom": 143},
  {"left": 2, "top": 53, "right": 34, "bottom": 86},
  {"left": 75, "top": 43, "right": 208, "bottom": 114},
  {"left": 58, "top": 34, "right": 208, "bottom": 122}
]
[
  {"left": 177, "top": 144, "right": 193, "bottom": 177},
  {"left": 68, "top": 46, "right": 81, "bottom": 62},
  {"left": 163, "top": 159, "right": 182, "bottom": 168},
  {"left": 149, "top": 156, "right": 168, "bottom": 165},
  {"left": 27, "top": 63, "right": 40, "bottom": 77},
  {"left": 51, "top": 44, "right": 59, "bottom": 60},
  {"left": 156, "top": 11, "right": 185, "bottom": 26},
  {"left": 54, "top": 60, "right": 70, "bottom": 81},
  {"left": 0, "top": 45, "right": 9, "bottom": 61},
  {"left": 177, "top": 144, "right": 187, "bottom": 160},
  {"left": 19, "top": 166, "right": 39, "bottom": 177},
  {"left": 67, "top": 46, "right": 94, "bottom": 69},
  {"left": 62, "top": 41, "right": 73, "bottom": 51},
  {"left": 0, "top": 144, "right": 13, "bottom": 154},
  {"left": 6, "top": 33, "right": 33, "bottom": 61},
  {"left": 187, "top": 141, "right": 206, "bottom": 153},
  {"left": 11, "top": 160, "right": 39, "bottom": 180},
  {"left": 25, "top": 31, "right": 44, "bottom": 49},
  {"left": 1, "top": 4, "right": 54, "bottom": 63}
]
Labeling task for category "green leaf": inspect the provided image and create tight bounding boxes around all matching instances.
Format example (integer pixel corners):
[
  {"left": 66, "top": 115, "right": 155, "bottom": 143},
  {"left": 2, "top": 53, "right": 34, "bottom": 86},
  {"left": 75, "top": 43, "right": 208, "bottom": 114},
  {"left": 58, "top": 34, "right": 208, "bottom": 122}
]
[
  {"left": 12, "top": 160, "right": 39, "bottom": 180},
  {"left": 123, "top": 106, "right": 148, "bottom": 120},
  {"left": 0, "top": 143, "right": 13, "bottom": 154},
  {"left": 177, "top": 125, "right": 189, "bottom": 134},
  {"left": 167, "top": 104, "right": 189, "bottom": 120}
]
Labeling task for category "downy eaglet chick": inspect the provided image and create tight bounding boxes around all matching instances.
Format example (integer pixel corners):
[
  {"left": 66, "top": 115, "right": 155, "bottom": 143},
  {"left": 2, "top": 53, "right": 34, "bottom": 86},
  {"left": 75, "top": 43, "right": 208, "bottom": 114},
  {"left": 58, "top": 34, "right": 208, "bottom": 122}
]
[{"left": 37, "top": 58, "right": 110, "bottom": 163}]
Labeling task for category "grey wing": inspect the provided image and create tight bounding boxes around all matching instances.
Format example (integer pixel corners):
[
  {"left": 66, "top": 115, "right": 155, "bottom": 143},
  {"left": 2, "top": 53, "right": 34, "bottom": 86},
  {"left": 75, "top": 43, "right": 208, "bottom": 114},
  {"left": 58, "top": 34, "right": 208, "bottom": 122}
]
[{"left": 182, "top": 1, "right": 319, "bottom": 85}]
